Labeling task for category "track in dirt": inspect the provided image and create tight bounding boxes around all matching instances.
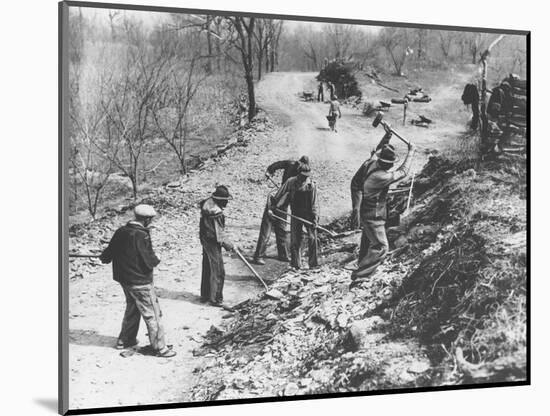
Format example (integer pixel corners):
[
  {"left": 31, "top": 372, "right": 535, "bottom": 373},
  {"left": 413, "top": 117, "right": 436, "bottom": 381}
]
[{"left": 68, "top": 71, "right": 463, "bottom": 410}]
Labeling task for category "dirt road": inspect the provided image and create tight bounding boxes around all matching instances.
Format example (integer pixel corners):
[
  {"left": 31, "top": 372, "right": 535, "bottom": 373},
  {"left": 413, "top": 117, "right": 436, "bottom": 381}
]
[{"left": 68, "top": 71, "right": 467, "bottom": 410}]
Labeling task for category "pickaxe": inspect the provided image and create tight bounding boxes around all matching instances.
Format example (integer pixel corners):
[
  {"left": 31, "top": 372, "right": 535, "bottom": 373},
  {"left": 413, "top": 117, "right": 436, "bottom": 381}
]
[
  {"left": 372, "top": 112, "right": 411, "bottom": 146},
  {"left": 265, "top": 174, "right": 279, "bottom": 189},
  {"left": 273, "top": 208, "right": 355, "bottom": 239}
]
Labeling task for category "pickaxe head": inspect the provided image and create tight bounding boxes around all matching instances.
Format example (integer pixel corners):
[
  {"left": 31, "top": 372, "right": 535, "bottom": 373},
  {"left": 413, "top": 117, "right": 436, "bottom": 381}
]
[{"left": 372, "top": 112, "right": 384, "bottom": 128}]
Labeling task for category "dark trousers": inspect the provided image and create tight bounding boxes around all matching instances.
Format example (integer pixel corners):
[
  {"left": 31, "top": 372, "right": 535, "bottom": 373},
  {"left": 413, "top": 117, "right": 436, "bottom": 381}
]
[
  {"left": 118, "top": 283, "right": 166, "bottom": 351},
  {"left": 290, "top": 217, "right": 318, "bottom": 269},
  {"left": 253, "top": 206, "right": 290, "bottom": 260},
  {"left": 318, "top": 89, "right": 324, "bottom": 102},
  {"left": 351, "top": 219, "right": 388, "bottom": 280},
  {"left": 200, "top": 240, "right": 225, "bottom": 303}
]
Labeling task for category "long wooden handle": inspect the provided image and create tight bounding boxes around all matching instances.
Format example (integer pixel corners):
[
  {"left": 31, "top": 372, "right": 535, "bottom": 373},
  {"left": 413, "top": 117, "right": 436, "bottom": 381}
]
[
  {"left": 270, "top": 213, "right": 291, "bottom": 225},
  {"left": 69, "top": 253, "right": 101, "bottom": 258},
  {"left": 275, "top": 208, "right": 336, "bottom": 237},
  {"left": 233, "top": 248, "right": 269, "bottom": 290},
  {"left": 266, "top": 175, "right": 279, "bottom": 189},
  {"left": 406, "top": 171, "right": 416, "bottom": 212}
]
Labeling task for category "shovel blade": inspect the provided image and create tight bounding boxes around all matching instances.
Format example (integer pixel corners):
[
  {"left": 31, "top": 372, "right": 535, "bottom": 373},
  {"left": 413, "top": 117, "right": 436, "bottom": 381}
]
[{"left": 265, "top": 289, "right": 284, "bottom": 300}]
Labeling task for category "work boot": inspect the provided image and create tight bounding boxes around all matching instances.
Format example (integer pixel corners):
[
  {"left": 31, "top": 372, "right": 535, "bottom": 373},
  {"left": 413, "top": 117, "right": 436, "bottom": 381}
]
[
  {"left": 251, "top": 257, "right": 265, "bottom": 265},
  {"left": 116, "top": 339, "right": 138, "bottom": 350},
  {"left": 278, "top": 255, "right": 290, "bottom": 262},
  {"left": 156, "top": 347, "right": 176, "bottom": 358}
]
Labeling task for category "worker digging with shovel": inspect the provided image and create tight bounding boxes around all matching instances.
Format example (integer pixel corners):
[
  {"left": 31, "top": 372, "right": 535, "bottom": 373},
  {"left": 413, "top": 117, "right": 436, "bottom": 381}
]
[
  {"left": 268, "top": 162, "right": 319, "bottom": 270},
  {"left": 199, "top": 185, "right": 239, "bottom": 307},
  {"left": 350, "top": 113, "right": 415, "bottom": 288}
]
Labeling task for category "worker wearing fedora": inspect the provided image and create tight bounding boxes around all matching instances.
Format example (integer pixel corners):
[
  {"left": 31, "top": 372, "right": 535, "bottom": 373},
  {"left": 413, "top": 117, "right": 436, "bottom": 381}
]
[
  {"left": 350, "top": 142, "right": 415, "bottom": 285},
  {"left": 100, "top": 204, "right": 176, "bottom": 358},
  {"left": 269, "top": 163, "right": 319, "bottom": 269},
  {"left": 350, "top": 126, "right": 393, "bottom": 229},
  {"left": 199, "top": 185, "right": 236, "bottom": 307}
]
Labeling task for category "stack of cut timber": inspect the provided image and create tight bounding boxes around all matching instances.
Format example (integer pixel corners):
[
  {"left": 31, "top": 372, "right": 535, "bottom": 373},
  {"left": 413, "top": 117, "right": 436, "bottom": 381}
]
[
  {"left": 501, "top": 75, "right": 527, "bottom": 153},
  {"left": 410, "top": 115, "right": 433, "bottom": 128}
]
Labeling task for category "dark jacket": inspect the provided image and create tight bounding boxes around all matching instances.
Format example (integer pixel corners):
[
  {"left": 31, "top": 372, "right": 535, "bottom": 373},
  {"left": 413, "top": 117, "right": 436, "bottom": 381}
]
[
  {"left": 266, "top": 160, "right": 301, "bottom": 185},
  {"left": 100, "top": 222, "right": 160, "bottom": 286},
  {"left": 272, "top": 176, "right": 318, "bottom": 221},
  {"left": 199, "top": 197, "right": 231, "bottom": 249}
]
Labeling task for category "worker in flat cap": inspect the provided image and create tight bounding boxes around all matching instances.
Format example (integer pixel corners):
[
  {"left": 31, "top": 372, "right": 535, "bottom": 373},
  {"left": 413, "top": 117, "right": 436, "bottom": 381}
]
[
  {"left": 199, "top": 185, "right": 237, "bottom": 307},
  {"left": 100, "top": 204, "right": 176, "bottom": 358}
]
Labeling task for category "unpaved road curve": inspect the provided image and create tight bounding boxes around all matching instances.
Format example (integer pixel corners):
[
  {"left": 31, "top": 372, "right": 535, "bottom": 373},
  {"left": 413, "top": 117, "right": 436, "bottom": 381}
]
[{"left": 68, "top": 72, "right": 456, "bottom": 410}]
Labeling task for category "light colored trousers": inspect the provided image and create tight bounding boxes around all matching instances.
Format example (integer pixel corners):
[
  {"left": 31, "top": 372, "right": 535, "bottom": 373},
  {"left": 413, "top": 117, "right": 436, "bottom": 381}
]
[{"left": 351, "top": 219, "right": 388, "bottom": 280}]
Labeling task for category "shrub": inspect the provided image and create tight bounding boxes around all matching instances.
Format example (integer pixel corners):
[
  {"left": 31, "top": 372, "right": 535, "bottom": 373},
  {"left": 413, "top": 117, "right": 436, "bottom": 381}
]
[{"left": 318, "top": 60, "right": 362, "bottom": 99}]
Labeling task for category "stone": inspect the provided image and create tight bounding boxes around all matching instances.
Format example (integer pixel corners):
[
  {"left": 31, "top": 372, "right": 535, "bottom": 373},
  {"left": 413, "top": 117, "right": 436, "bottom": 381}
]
[
  {"left": 309, "top": 369, "right": 331, "bottom": 384},
  {"left": 408, "top": 360, "right": 430, "bottom": 374},
  {"left": 342, "top": 316, "right": 386, "bottom": 351},
  {"left": 265, "top": 289, "right": 284, "bottom": 300},
  {"left": 283, "top": 382, "right": 299, "bottom": 396}
]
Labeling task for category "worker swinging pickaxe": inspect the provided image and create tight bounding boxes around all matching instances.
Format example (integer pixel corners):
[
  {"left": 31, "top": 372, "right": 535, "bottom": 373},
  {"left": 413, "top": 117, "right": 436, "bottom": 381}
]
[{"left": 371, "top": 112, "right": 417, "bottom": 216}]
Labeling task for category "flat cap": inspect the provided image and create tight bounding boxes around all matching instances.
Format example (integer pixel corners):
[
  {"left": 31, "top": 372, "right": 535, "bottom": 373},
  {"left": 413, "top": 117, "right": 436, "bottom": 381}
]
[{"left": 134, "top": 204, "right": 157, "bottom": 217}]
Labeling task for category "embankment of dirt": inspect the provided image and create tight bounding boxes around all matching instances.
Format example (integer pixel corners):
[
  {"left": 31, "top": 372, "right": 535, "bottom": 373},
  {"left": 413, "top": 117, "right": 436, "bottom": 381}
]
[{"left": 189, "top": 152, "right": 527, "bottom": 400}]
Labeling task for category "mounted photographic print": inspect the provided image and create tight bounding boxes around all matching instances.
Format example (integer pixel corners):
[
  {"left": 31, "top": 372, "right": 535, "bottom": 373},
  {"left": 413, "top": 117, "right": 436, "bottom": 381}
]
[{"left": 59, "top": 1, "right": 529, "bottom": 414}]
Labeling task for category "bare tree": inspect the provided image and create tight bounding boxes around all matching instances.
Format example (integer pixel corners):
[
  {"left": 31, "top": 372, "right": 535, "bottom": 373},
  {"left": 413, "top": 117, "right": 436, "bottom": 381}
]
[
  {"left": 98, "top": 21, "right": 168, "bottom": 200},
  {"left": 107, "top": 10, "right": 120, "bottom": 40},
  {"left": 379, "top": 27, "right": 412, "bottom": 76},
  {"left": 269, "top": 20, "right": 284, "bottom": 72},
  {"left": 254, "top": 19, "right": 268, "bottom": 80},
  {"left": 324, "top": 24, "right": 357, "bottom": 60},
  {"left": 467, "top": 32, "right": 488, "bottom": 64},
  {"left": 414, "top": 28, "right": 428, "bottom": 60},
  {"left": 69, "top": 51, "right": 115, "bottom": 218},
  {"left": 227, "top": 16, "right": 256, "bottom": 121},
  {"left": 151, "top": 56, "right": 208, "bottom": 176},
  {"left": 438, "top": 31, "right": 453, "bottom": 59}
]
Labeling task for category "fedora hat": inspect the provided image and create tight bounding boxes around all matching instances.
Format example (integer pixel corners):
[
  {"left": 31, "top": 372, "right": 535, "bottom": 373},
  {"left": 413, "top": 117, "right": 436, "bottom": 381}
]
[
  {"left": 297, "top": 163, "right": 311, "bottom": 176},
  {"left": 212, "top": 185, "right": 233, "bottom": 200},
  {"left": 376, "top": 144, "right": 399, "bottom": 164}
]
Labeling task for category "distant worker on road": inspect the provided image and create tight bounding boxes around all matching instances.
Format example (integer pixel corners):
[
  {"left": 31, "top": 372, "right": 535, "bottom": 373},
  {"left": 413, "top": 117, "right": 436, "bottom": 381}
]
[
  {"left": 252, "top": 156, "right": 310, "bottom": 265},
  {"left": 100, "top": 204, "right": 176, "bottom": 358},
  {"left": 328, "top": 95, "right": 342, "bottom": 132},
  {"left": 350, "top": 142, "right": 415, "bottom": 286},
  {"left": 269, "top": 163, "right": 319, "bottom": 270},
  {"left": 327, "top": 81, "right": 336, "bottom": 100},
  {"left": 317, "top": 81, "right": 324, "bottom": 102},
  {"left": 199, "top": 185, "right": 237, "bottom": 307}
]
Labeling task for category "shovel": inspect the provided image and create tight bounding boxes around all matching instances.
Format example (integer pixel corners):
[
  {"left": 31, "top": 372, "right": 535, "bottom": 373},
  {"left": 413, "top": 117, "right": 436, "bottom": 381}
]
[
  {"left": 403, "top": 171, "right": 416, "bottom": 217},
  {"left": 232, "top": 247, "right": 284, "bottom": 300},
  {"left": 274, "top": 209, "right": 353, "bottom": 239}
]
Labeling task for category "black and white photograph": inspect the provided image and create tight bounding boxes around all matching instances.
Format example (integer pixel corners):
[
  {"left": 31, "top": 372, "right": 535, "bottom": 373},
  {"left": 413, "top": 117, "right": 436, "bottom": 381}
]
[{"left": 59, "top": 1, "right": 528, "bottom": 413}]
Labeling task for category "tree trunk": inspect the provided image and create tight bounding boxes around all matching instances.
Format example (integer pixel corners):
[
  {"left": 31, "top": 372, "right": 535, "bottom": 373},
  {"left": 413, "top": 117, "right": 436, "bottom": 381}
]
[
  {"left": 206, "top": 16, "right": 213, "bottom": 75},
  {"left": 245, "top": 72, "right": 256, "bottom": 120},
  {"left": 257, "top": 53, "right": 263, "bottom": 80}
]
